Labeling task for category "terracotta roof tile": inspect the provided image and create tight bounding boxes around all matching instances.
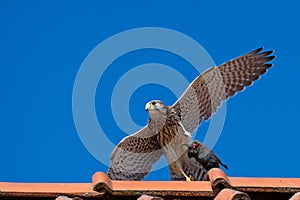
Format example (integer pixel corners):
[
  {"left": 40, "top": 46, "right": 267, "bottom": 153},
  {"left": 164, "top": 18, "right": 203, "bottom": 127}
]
[
  {"left": 214, "top": 188, "right": 250, "bottom": 200},
  {"left": 0, "top": 182, "right": 101, "bottom": 199},
  {"left": 93, "top": 172, "right": 214, "bottom": 198},
  {"left": 1, "top": 168, "right": 300, "bottom": 199},
  {"left": 137, "top": 195, "right": 164, "bottom": 200},
  {"left": 290, "top": 192, "right": 300, "bottom": 200}
]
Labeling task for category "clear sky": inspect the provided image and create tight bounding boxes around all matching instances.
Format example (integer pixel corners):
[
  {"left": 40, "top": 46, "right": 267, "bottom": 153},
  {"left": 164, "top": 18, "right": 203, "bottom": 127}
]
[{"left": 1, "top": 1, "right": 299, "bottom": 182}]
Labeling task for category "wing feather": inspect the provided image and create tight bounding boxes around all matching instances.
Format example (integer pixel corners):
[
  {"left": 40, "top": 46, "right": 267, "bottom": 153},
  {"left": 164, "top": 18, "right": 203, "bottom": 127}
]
[
  {"left": 172, "top": 47, "right": 275, "bottom": 132},
  {"left": 107, "top": 126, "right": 163, "bottom": 180}
]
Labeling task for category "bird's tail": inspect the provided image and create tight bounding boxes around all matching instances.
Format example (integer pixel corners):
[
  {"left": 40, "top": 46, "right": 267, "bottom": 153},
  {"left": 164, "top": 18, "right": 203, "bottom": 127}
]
[{"left": 220, "top": 162, "right": 228, "bottom": 170}]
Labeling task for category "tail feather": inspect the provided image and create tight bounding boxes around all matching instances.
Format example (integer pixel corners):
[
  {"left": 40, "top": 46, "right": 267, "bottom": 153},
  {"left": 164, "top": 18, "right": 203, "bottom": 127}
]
[{"left": 220, "top": 162, "right": 228, "bottom": 170}]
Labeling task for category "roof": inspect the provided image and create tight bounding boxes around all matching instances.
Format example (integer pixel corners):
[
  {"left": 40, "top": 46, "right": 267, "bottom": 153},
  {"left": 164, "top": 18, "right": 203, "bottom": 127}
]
[{"left": 1, "top": 168, "right": 300, "bottom": 199}]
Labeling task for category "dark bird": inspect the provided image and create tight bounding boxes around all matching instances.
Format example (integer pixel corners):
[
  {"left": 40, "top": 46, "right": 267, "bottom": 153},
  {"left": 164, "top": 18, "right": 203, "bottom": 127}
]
[
  {"left": 185, "top": 140, "right": 228, "bottom": 171},
  {"left": 107, "top": 47, "right": 275, "bottom": 181}
]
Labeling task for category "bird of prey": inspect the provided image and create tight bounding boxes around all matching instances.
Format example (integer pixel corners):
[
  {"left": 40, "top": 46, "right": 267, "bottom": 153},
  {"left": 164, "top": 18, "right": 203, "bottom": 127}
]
[
  {"left": 186, "top": 140, "right": 228, "bottom": 172},
  {"left": 107, "top": 47, "right": 275, "bottom": 181}
]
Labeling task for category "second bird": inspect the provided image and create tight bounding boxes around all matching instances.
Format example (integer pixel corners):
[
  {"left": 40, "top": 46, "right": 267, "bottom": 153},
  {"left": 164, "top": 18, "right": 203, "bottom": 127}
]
[{"left": 186, "top": 140, "right": 228, "bottom": 171}]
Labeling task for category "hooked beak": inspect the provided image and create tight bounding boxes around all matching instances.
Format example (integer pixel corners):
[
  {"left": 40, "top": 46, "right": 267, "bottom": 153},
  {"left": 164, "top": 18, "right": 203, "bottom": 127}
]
[{"left": 145, "top": 102, "right": 151, "bottom": 111}]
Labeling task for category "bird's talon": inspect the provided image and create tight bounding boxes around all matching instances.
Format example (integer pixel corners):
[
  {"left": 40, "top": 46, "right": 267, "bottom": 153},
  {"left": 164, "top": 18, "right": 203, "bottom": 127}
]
[{"left": 185, "top": 175, "right": 193, "bottom": 182}]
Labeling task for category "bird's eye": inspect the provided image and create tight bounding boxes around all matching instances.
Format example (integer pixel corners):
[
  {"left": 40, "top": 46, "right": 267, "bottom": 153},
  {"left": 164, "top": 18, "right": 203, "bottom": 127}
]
[{"left": 151, "top": 102, "right": 156, "bottom": 105}]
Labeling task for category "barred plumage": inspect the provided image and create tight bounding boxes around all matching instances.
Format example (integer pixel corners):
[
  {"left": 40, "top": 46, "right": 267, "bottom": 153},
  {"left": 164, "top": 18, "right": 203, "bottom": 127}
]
[{"left": 107, "top": 47, "right": 275, "bottom": 181}]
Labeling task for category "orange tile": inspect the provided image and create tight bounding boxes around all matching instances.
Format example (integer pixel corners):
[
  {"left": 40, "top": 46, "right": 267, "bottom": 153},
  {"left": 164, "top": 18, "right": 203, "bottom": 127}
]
[
  {"left": 0, "top": 182, "right": 101, "bottom": 198},
  {"left": 93, "top": 172, "right": 214, "bottom": 197},
  {"left": 290, "top": 192, "right": 300, "bottom": 200},
  {"left": 1, "top": 170, "right": 300, "bottom": 199},
  {"left": 214, "top": 188, "right": 250, "bottom": 200}
]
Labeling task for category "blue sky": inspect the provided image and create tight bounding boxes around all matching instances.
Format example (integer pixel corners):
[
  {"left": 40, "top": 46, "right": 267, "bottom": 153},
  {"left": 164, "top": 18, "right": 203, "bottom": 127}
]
[{"left": 1, "top": 1, "right": 299, "bottom": 182}]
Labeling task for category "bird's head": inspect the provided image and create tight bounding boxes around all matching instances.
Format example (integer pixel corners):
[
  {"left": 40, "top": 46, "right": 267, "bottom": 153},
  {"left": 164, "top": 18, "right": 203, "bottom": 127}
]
[
  {"left": 184, "top": 140, "right": 202, "bottom": 159},
  {"left": 145, "top": 100, "right": 168, "bottom": 117},
  {"left": 191, "top": 140, "right": 201, "bottom": 149},
  {"left": 183, "top": 141, "right": 201, "bottom": 150}
]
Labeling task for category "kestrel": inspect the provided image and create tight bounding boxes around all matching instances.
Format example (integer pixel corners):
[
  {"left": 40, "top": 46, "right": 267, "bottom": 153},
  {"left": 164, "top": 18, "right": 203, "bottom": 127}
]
[{"left": 107, "top": 47, "right": 275, "bottom": 181}]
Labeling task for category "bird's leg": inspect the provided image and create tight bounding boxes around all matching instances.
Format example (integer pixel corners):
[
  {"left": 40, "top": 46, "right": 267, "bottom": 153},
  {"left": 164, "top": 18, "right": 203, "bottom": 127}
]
[
  {"left": 163, "top": 146, "right": 194, "bottom": 182},
  {"left": 180, "top": 168, "right": 193, "bottom": 182}
]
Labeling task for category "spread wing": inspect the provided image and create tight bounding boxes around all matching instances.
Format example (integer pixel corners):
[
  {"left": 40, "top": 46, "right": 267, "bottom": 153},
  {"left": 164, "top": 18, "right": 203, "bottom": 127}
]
[
  {"left": 172, "top": 47, "right": 275, "bottom": 133},
  {"left": 107, "top": 126, "right": 163, "bottom": 180}
]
